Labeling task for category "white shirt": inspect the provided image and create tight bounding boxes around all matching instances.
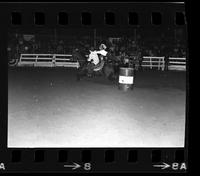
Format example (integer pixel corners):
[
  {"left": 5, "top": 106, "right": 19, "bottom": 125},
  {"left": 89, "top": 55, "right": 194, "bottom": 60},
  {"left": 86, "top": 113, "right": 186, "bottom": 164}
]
[{"left": 87, "top": 49, "right": 108, "bottom": 65}]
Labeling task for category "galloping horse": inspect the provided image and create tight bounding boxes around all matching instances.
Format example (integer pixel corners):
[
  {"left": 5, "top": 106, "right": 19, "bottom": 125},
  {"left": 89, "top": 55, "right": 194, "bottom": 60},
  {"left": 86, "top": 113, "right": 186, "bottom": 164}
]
[{"left": 73, "top": 49, "right": 117, "bottom": 82}]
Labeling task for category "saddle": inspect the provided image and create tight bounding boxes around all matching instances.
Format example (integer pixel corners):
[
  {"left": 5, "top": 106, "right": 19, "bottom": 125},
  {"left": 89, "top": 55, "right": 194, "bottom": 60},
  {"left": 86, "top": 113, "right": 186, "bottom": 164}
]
[{"left": 93, "top": 60, "right": 105, "bottom": 72}]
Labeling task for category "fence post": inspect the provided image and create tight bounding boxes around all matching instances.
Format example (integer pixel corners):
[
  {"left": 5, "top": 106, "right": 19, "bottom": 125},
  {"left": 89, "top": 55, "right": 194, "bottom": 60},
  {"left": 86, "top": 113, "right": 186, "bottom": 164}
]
[
  {"left": 162, "top": 57, "right": 165, "bottom": 71},
  {"left": 35, "top": 54, "right": 38, "bottom": 67},
  {"left": 150, "top": 57, "right": 152, "bottom": 69},
  {"left": 52, "top": 54, "right": 56, "bottom": 67},
  {"left": 19, "top": 54, "right": 22, "bottom": 65}
]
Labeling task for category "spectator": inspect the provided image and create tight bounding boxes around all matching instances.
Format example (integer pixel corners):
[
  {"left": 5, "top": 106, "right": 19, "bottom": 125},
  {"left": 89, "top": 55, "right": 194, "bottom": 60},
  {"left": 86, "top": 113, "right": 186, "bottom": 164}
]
[{"left": 56, "top": 40, "right": 64, "bottom": 54}]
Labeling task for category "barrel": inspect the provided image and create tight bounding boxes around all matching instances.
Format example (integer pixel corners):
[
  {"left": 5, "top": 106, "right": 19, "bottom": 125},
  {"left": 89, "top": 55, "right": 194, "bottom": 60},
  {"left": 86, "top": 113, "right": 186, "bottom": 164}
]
[{"left": 118, "top": 67, "right": 134, "bottom": 91}]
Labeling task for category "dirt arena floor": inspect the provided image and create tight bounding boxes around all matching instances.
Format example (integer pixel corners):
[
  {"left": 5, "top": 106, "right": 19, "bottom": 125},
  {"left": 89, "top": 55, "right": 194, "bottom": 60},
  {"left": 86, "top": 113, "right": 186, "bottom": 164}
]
[{"left": 8, "top": 67, "right": 186, "bottom": 148}]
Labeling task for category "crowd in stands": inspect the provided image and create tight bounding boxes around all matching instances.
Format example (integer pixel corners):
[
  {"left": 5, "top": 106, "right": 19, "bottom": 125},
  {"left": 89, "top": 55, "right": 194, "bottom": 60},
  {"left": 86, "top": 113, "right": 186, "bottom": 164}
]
[{"left": 7, "top": 32, "right": 187, "bottom": 64}]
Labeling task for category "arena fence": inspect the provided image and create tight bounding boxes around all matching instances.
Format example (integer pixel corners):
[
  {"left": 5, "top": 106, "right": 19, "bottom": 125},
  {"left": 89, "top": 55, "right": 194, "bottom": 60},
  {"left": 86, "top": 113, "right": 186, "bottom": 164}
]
[
  {"left": 8, "top": 58, "right": 18, "bottom": 66},
  {"left": 12, "top": 54, "right": 186, "bottom": 72},
  {"left": 129, "top": 55, "right": 139, "bottom": 70},
  {"left": 141, "top": 56, "right": 165, "bottom": 71},
  {"left": 167, "top": 57, "right": 186, "bottom": 71},
  {"left": 17, "top": 54, "right": 80, "bottom": 68}
]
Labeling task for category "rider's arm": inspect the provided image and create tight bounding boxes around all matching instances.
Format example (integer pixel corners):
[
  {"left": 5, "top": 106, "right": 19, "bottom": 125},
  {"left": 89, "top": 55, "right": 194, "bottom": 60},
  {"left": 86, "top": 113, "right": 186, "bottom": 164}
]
[{"left": 96, "top": 50, "right": 107, "bottom": 56}]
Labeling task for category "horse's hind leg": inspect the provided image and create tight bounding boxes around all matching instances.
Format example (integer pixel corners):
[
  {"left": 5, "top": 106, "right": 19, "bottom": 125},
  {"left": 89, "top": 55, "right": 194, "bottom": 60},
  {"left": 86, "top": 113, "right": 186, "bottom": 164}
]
[
  {"left": 104, "top": 65, "right": 115, "bottom": 82},
  {"left": 108, "top": 72, "right": 116, "bottom": 82}
]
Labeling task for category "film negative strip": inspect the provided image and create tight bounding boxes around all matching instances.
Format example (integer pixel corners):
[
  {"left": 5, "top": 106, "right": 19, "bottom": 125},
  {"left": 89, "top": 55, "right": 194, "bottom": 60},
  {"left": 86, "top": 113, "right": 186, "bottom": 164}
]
[{"left": 0, "top": 1, "right": 189, "bottom": 173}]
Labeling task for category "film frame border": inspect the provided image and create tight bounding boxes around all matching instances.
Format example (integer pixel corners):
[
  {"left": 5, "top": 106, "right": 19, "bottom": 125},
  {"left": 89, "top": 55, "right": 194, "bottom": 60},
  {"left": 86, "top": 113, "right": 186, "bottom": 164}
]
[{"left": 0, "top": 1, "right": 189, "bottom": 173}]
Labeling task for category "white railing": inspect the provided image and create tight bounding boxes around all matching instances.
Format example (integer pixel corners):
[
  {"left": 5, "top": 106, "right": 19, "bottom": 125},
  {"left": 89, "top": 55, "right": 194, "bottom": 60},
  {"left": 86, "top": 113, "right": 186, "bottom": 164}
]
[
  {"left": 15, "top": 54, "right": 186, "bottom": 71},
  {"left": 141, "top": 56, "right": 165, "bottom": 71},
  {"left": 168, "top": 57, "right": 186, "bottom": 71},
  {"left": 17, "top": 54, "right": 80, "bottom": 68}
]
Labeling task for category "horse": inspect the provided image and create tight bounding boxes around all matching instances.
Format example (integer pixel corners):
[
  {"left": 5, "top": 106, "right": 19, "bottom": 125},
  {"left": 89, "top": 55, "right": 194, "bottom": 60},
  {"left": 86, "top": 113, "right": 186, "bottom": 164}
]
[{"left": 73, "top": 49, "right": 118, "bottom": 82}]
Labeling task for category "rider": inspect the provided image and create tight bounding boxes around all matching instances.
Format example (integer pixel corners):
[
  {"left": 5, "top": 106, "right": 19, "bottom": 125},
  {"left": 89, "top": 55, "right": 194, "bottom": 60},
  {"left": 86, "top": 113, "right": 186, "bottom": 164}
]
[
  {"left": 87, "top": 44, "right": 108, "bottom": 76},
  {"left": 96, "top": 43, "right": 108, "bottom": 59}
]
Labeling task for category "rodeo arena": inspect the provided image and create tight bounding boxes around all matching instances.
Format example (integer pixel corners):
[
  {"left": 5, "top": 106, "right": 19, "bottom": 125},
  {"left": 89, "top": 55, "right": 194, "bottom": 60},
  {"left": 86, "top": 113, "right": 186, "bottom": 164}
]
[{"left": 8, "top": 26, "right": 187, "bottom": 147}]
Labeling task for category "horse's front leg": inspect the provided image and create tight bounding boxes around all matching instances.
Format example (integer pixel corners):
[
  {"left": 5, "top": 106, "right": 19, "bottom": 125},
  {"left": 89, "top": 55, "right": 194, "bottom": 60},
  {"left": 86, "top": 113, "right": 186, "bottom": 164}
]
[{"left": 77, "top": 65, "right": 88, "bottom": 81}]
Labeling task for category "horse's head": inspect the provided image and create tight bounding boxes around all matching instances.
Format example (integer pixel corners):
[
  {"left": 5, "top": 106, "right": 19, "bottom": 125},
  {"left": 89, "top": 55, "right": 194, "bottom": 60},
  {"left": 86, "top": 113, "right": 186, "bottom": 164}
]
[{"left": 88, "top": 50, "right": 99, "bottom": 61}]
